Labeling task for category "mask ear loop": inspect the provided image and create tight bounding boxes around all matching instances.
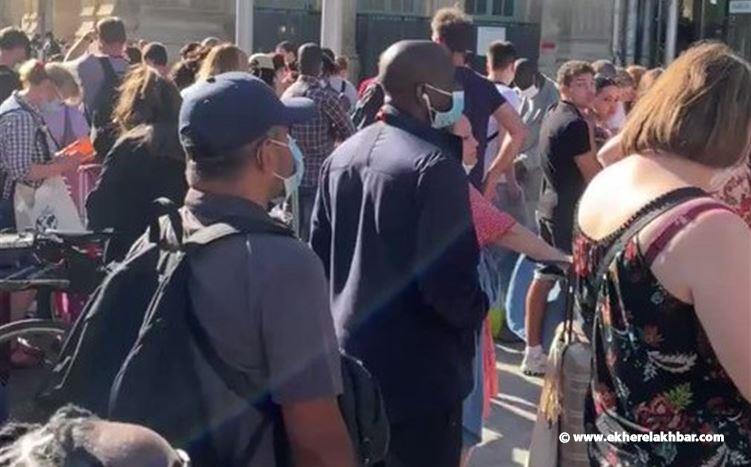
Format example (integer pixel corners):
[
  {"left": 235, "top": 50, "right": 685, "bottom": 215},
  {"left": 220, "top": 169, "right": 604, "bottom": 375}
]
[
  {"left": 419, "top": 84, "right": 436, "bottom": 123},
  {"left": 254, "top": 137, "right": 270, "bottom": 170}
]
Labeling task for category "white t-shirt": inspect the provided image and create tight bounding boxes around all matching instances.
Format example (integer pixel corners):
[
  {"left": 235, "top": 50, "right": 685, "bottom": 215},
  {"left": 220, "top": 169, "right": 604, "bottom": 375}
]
[
  {"left": 485, "top": 83, "right": 521, "bottom": 180},
  {"left": 608, "top": 101, "right": 627, "bottom": 131}
]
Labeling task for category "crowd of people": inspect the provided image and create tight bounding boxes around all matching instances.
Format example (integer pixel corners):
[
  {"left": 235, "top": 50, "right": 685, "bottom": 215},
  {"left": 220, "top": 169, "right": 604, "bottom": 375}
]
[{"left": 0, "top": 5, "right": 746, "bottom": 466}]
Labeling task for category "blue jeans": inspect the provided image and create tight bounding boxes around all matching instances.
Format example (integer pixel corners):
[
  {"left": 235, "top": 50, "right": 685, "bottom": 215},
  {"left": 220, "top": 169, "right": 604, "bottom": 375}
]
[{"left": 0, "top": 198, "right": 14, "bottom": 230}]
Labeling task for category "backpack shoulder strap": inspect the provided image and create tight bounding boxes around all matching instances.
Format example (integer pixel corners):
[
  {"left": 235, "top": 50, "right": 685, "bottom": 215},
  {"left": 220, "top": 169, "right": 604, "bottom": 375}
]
[
  {"left": 184, "top": 216, "right": 295, "bottom": 250},
  {"left": 98, "top": 57, "right": 118, "bottom": 82},
  {"left": 61, "top": 105, "right": 75, "bottom": 147},
  {"left": 182, "top": 286, "right": 262, "bottom": 400},
  {"left": 592, "top": 187, "right": 706, "bottom": 293}
]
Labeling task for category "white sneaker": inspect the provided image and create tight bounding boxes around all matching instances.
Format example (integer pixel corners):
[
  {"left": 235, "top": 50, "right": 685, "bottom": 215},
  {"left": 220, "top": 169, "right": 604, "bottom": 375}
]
[{"left": 521, "top": 349, "right": 548, "bottom": 376}]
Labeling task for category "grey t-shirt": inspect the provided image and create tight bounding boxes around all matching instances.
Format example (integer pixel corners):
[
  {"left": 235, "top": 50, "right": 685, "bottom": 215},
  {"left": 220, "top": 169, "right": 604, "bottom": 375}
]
[
  {"left": 184, "top": 189, "right": 342, "bottom": 466},
  {"left": 71, "top": 54, "right": 129, "bottom": 111}
]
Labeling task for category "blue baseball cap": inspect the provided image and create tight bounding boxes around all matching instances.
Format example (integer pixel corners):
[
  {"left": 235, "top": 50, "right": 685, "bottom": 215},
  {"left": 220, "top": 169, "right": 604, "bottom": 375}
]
[{"left": 179, "top": 72, "right": 316, "bottom": 160}]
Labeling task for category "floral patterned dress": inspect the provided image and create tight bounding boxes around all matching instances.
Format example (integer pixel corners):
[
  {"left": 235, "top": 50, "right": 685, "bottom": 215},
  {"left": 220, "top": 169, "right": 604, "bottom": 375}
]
[
  {"left": 714, "top": 162, "right": 751, "bottom": 229},
  {"left": 573, "top": 188, "right": 751, "bottom": 467}
]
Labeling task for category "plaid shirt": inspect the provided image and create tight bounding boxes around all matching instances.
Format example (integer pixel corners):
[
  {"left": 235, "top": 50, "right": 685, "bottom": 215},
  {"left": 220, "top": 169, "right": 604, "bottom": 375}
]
[
  {"left": 0, "top": 93, "right": 52, "bottom": 199},
  {"left": 283, "top": 75, "right": 355, "bottom": 190}
]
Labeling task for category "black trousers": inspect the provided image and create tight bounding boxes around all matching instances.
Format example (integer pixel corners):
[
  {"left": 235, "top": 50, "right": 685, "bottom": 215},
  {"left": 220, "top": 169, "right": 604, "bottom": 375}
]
[{"left": 377, "top": 403, "right": 463, "bottom": 467}]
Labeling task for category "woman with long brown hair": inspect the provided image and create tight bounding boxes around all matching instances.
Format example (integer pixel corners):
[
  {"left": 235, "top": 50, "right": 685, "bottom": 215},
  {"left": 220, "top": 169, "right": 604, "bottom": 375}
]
[
  {"left": 87, "top": 65, "right": 187, "bottom": 262},
  {"left": 574, "top": 42, "right": 750, "bottom": 466}
]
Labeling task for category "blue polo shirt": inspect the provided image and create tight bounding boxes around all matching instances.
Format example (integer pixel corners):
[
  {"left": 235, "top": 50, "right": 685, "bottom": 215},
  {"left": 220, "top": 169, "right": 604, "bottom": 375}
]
[{"left": 310, "top": 105, "right": 488, "bottom": 422}]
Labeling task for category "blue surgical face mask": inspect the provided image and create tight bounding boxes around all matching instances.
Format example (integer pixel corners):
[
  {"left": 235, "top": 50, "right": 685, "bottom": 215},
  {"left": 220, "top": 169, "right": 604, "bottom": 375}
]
[
  {"left": 269, "top": 135, "right": 305, "bottom": 200},
  {"left": 422, "top": 83, "right": 464, "bottom": 129}
]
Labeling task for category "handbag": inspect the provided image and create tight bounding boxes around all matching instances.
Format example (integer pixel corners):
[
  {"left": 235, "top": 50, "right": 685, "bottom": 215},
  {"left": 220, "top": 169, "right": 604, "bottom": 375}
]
[
  {"left": 14, "top": 176, "right": 85, "bottom": 232},
  {"left": 528, "top": 280, "right": 590, "bottom": 467}
]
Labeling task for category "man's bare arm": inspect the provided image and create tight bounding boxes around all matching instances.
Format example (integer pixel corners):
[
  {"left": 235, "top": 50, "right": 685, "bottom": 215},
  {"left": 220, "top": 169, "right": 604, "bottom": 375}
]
[
  {"left": 65, "top": 30, "right": 95, "bottom": 62},
  {"left": 282, "top": 398, "right": 356, "bottom": 467},
  {"left": 484, "top": 103, "right": 528, "bottom": 201}
]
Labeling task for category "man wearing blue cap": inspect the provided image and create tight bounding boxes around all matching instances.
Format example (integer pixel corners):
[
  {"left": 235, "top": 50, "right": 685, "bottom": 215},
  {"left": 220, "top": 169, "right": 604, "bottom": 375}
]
[{"left": 178, "top": 72, "right": 354, "bottom": 467}]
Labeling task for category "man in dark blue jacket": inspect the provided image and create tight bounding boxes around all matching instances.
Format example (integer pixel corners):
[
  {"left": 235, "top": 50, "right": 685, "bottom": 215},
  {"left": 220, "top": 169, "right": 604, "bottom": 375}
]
[{"left": 310, "top": 40, "right": 487, "bottom": 467}]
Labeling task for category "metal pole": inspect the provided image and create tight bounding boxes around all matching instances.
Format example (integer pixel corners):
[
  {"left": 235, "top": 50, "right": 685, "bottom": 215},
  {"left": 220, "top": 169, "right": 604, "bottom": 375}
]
[
  {"left": 236, "top": 0, "right": 254, "bottom": 53},
  {"left": 626, "top": 0, "right": 639, "bottom": 64},
  {"left": 656, "top": 0, "right": 664, "bottom": 64},
  {"left": 641, "top": 0, "right": 654, "bottom": 66},
  {"left": 664, "top": 0, "right": 679, "bottom": 65},
  {"left": 612, "top": 0, "right": 625, "bottom": 65},
  {"left": 321, "top": 0, "right": 344, "bottom": 54}
]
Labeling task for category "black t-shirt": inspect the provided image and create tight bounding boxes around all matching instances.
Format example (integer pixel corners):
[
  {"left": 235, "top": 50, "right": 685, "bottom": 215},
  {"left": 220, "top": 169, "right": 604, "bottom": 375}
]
[
  {"left": 537, "top": 101, "right": 591, "bottom": 229},
  {"left": 0, "top": 66, "right": 20, "bottom": 105},
  {"left": 455, "top": 66, "right": 506, "bottom": 188}
]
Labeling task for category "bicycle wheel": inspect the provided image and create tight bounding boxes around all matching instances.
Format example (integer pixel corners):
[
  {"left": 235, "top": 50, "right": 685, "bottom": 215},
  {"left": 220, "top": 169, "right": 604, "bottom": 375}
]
[{"left": 0, "top": 319, "right": 67, "bottom": 345}]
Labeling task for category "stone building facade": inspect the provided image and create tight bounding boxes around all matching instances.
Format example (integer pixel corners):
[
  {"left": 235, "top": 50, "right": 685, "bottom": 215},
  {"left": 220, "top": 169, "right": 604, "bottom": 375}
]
[
  {"left": 0, "top": 0, "right": 540, "bottom": 52},
  {"left": 0, "top": 0, "right": 545, "bottom": 79}
]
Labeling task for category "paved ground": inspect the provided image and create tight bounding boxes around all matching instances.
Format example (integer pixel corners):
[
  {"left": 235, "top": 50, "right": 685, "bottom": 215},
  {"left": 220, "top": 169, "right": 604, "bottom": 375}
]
[
  {"left": 8, "top": 340, "right": 543, "bottom": 467},
  {"left": 470, "top": 341, "right": 543, "bottom": 467}
]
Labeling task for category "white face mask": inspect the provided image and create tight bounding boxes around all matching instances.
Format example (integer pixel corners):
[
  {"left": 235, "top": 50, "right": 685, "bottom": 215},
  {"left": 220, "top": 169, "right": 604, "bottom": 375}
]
[{"left": 518, "top": 85, "right": 539, "bottom": 100}]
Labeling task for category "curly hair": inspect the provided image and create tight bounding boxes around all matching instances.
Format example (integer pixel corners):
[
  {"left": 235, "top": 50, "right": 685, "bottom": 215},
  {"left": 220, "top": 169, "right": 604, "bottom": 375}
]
[
  {"left": 431, "top": 7, "right": 473, "bottom": 54},
  {"left": 0, "top": 405, "right": 100, "bottom": 466}
]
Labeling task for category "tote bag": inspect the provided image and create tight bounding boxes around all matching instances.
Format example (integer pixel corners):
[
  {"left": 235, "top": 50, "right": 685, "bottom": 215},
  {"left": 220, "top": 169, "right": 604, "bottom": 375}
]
[{"left": 14, "top": 176, "right": 85, "bottom": 232}]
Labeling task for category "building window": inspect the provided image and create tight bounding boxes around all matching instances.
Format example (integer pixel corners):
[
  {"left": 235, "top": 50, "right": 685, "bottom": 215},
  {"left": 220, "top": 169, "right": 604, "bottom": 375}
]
[
  {"left": 358, "top": 0, "right": 423, "bottom": 15},
  {"left": 466, "top": 0, "right": 514, "bottom": 17},
  {"left": 255, "top": 0, "right": 319, "bottom": 9}
]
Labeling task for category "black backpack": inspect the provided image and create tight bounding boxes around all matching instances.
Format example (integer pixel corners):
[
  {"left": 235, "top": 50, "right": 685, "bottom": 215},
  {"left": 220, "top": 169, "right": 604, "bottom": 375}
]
[
  {"left": 38, "top": 199, "right": 389, "bottom": 466},
  {"left": 351, "top": 81, "right": 384, "bottom": 131},
  {"left": 88, "top": 57, "right": 121, "bottom": 162}
]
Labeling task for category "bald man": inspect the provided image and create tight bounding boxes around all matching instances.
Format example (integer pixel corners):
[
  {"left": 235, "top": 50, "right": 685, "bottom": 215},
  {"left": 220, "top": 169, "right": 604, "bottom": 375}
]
[{"left": 310, "top": 40, "right": 487, "bottom": 467}]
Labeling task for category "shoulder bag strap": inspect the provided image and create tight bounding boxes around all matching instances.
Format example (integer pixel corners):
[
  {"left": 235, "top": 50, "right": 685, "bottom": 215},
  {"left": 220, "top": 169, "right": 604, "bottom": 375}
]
[
  {"left": 98, "top": 56, "right": 118, "bottom": 83},
  {"left": 61, "top": 105, "right": 75, "bottom": 147},
  {"left": 642, "top": 201, "right": 733, "bottom": 267}
]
